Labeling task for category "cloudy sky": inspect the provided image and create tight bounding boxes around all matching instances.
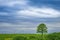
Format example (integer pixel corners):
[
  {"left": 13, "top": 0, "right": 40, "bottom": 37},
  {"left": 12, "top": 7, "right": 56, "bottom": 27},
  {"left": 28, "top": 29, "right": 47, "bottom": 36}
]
[{"left": 0, "top": 0, "right": 60, "bottom": 34}]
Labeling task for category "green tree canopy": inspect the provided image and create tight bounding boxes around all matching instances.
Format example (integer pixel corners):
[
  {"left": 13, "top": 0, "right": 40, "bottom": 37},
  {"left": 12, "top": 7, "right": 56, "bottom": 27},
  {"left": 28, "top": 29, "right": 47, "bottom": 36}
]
[{"left": 37, "top": 23, "right": 47, "bottom": 33}]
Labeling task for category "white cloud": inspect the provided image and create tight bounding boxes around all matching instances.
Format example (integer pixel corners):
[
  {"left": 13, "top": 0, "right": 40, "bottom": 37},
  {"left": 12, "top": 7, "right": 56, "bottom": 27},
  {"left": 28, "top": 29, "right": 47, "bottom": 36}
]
[
  {"left": 45, "top": 22, "right": 60, "bottom": 33},
  {"left": 0, "top": 0, "right": 29, "bottom": 6},
  {"left": 0, "top": 22, "right": 37, "bottom": 33},
  {"left": 17, "top": 7, "right": 60, "bottom": 18},
  {"left": 15, "top": 28, "right": 36, "bottom": 30},
  {"left": 0, "top": 22, "right": 37, "bottom": 28},
  {"left": 0, "top": 0, "right": 60, "bottom": 18},
  {"left": 0, "top": 22, "right": 60, "bottom": 33},
  {"left": 46, "top": 22, "right": 60, "bottom": 27}
]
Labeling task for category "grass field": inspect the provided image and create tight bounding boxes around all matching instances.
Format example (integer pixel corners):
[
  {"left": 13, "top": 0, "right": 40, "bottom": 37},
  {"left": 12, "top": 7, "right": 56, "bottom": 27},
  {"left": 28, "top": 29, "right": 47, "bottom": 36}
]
[{"left": 0, "top": 32, "right": 60, "bottom": 40}]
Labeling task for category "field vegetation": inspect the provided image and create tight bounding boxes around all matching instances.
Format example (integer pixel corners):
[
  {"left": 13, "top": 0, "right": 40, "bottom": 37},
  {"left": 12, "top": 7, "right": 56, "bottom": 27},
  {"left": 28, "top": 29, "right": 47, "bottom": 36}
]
[{"left": 0, "top": 32, "right": 60, "bottom": 40}]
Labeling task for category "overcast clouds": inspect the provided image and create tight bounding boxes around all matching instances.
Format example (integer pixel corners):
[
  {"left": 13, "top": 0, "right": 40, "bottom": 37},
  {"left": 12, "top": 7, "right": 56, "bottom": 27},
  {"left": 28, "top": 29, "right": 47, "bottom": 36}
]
[{"left": 0, "top": 0, "right": 60, "bottom": 33}]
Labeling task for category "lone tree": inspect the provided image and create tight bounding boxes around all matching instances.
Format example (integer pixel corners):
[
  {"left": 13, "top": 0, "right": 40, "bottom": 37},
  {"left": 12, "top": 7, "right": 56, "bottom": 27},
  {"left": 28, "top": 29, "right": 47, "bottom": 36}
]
[{"left": 37, "top": 23, "right": 47, "bottom": 40}]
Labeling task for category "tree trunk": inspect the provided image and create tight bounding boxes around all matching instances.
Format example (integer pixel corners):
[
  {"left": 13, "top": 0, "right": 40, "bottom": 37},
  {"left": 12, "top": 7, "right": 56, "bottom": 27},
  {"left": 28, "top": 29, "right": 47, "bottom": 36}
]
[{"left": 42, "top": 32, "right": 43, "bottom": 40}]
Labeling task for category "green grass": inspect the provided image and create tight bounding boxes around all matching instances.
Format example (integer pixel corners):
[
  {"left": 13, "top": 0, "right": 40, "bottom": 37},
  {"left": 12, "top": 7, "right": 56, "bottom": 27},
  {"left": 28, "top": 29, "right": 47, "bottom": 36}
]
[{"left": 0, "top": 32, "right": 60, "bottom": 40}]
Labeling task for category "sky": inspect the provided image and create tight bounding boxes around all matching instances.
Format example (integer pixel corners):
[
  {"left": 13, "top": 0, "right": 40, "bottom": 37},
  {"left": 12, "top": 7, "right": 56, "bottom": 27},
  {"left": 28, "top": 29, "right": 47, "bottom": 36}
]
[{"left": 0, "top": 0, "right": 60, "bottom": 34}]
